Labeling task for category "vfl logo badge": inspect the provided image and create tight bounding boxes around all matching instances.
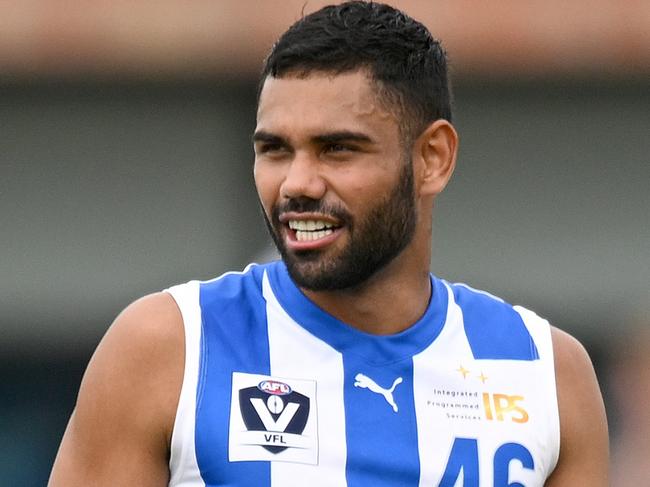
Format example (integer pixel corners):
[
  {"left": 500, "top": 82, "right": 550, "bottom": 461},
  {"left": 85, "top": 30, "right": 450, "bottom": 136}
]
[
  {"left": 239, "top": 381, "right": 310, "bottom": 453},
  {"left": 229, "top": 372, "right": 318, "bottom": 464},
  {"left": 354, "top": 373, "right": 403, "bottom": 412}
]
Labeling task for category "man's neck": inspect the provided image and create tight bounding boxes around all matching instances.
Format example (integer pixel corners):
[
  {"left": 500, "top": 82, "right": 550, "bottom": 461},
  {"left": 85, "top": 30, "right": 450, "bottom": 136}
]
[{"left": 301, "top": 262, "right": 432, "bottom": 336}]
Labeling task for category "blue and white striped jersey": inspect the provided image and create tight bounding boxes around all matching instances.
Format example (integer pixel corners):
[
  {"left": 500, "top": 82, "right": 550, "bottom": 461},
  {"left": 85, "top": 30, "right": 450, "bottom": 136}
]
[{"left": 166, "top": 261, "right": 559, "bottom": 487}]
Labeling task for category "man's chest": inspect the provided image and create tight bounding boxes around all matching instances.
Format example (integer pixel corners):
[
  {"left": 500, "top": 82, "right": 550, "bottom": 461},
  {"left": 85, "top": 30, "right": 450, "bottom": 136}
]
[{"left": 192, "top": 354, "right": 553, "bottom": 487}]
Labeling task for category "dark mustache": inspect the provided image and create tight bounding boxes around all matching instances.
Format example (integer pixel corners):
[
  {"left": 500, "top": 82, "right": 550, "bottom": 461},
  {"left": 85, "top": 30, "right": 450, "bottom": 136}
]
[{"left": 272, "top": 197, "right": 351, "bottom": 224}]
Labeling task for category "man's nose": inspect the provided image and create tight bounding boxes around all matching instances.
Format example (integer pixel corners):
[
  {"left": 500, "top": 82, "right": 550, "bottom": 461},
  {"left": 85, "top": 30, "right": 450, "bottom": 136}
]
[{"left": 280, "top": 152, "right": 327, "bottom": 201}]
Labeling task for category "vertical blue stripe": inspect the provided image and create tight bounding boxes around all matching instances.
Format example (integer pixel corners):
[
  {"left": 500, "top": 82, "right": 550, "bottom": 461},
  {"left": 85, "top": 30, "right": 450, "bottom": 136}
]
[
  {"left": 451, "top": 283, "right": 540, "bottom": 361},
  {"left": 343, "top": 355, "right": 420, "bottom": 487},
  {"left": 195, "top": 266, "right": 271, "bottom": 487}
]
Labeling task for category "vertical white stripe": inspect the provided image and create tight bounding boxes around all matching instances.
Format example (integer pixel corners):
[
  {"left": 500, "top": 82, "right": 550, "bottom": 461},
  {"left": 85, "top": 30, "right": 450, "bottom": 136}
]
[
  {"left": 414, "top": 285, "right": 477, "bottom": 486},
  {"left": 262, "top": 273, "right": 348, "bottom": 487},
  {"left": 166, "top": 281, "right": 205, "bottom": 487}
]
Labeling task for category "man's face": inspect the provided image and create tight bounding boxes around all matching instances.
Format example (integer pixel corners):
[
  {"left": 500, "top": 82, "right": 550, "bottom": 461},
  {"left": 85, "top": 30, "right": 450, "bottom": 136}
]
[{"left": 254, "top": 71, "right": 417, "bottom": 291}]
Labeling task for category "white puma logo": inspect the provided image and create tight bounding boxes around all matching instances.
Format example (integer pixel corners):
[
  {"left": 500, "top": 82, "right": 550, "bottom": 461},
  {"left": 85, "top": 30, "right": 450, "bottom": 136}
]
[{"left": 354, "top": 373, "right": 403, "bottom": 412}]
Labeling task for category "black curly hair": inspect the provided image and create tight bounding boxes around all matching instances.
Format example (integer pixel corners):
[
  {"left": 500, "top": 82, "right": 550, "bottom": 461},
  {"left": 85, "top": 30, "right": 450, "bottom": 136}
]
[{"left": 259, "top": 1, "right": 452, "bottom": 146}]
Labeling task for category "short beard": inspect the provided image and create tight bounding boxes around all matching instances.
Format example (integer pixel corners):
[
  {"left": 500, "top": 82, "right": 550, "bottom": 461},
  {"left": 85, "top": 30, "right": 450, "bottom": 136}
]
[{"left": 263, "top": 160, "right": 417, "bottom": 291}]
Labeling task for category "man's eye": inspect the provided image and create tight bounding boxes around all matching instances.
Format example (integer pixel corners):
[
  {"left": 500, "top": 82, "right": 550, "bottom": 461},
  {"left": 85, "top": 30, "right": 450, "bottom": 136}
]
[
  {"left": 258, "top": 143, "right": 286, "bottom": 154},
  {"left": 323, "top": 143, "right": 353, "bottom": 153}
]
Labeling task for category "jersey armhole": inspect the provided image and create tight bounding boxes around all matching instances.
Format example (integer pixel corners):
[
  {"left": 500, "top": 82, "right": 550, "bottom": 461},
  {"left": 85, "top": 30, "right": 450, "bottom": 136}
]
[
  {"left": 165, "top": 281, "right": 204, "bottom": 486},
  {"left": 514, "top": 305, "right": 561, "bottom": 476}
]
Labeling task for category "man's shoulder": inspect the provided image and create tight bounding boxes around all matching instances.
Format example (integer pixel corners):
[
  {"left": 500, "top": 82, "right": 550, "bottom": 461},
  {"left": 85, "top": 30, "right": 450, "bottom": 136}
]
[
  {"left": 93, "top": 292, "right": 185, "bottom": 398},
  {"left": 550, "top": 326, "right": 598, "bottom": 383},
  {"left": 48, "top": 290, "right": 186, "bottom": 483},
  {"left": 544, "top": 326, "right": 609, "bottom": 484}
]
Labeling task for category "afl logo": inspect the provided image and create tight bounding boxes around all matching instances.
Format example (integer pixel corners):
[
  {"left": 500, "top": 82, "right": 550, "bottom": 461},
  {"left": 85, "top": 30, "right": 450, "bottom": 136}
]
[{"left": 258, "top": 380, "right": 292, "bottom": 396}]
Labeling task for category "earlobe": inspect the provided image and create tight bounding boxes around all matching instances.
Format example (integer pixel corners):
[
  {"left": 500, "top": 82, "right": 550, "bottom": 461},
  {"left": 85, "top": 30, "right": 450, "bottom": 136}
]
[{"left": 416, "top": 119, "right": 458, "bottom": 196}]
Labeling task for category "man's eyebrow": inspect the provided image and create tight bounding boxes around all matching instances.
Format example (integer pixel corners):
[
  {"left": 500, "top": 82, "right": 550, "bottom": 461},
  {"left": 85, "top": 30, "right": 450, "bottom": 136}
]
[
  {"left": 252, "top": 131, "right": 286, "bottom": 144},
  {"left": 252, "top": 130, "right": 375, "bottom": 146},
  {"left": 313, "top": 131, "right": 374, "bottom": 145}
]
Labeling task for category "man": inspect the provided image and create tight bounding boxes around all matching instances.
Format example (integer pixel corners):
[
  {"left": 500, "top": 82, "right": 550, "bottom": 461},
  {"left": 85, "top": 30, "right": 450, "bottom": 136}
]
[{"left": 49, "top": 2, "right": 608, "bottom": 486}]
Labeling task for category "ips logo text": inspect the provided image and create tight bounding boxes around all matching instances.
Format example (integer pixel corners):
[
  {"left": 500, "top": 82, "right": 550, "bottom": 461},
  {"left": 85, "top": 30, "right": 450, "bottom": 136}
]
[{"left": 482, "top": 393, "right": 529, "bottom": 423}]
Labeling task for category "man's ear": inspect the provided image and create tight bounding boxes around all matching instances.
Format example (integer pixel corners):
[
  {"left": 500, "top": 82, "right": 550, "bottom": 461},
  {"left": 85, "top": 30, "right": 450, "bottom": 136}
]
[{"left": 413, "top": 119, "right": 458, "bottom": 197}]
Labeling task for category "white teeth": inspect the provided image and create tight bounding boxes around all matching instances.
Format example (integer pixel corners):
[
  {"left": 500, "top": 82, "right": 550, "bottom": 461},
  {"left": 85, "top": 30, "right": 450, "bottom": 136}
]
[
  {"left": 288, "top": 219, "right": 338, "bottom": 242},
  {"left": 288, "top": 220, "right": 336, "bottom": 231},
  {"left": 295, "top": 229, "right": 334, "bottom": 241}
]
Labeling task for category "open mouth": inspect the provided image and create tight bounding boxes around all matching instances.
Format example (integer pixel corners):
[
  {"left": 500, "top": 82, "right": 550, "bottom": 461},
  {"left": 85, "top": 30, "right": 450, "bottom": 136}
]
[{"left": 288, "top": 219, "right": 342, "bottom": 242}]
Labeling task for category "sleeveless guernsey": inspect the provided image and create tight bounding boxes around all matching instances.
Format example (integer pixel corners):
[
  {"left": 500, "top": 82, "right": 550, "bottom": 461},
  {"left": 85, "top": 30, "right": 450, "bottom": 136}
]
[{"left": 165, "top": 261, "right": 559, "bottom": 487}]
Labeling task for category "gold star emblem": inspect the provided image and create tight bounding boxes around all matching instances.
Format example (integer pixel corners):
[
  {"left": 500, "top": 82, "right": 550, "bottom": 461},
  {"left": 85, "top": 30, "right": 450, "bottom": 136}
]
[
  {"left": 478, "top": 372, "right": 488, "bottom": 383},
  {"left": 456, "top": 365, "right": 470, "bottom": 379}
]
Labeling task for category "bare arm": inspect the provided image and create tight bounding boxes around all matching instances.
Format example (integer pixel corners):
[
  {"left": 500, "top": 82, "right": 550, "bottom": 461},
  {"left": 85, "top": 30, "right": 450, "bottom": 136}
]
[
  {"left": 545, "top": 327, "right": 609, "bottom": 486},
  {"left": 49, "top": 292, "right": 184, "bottom": 487}
]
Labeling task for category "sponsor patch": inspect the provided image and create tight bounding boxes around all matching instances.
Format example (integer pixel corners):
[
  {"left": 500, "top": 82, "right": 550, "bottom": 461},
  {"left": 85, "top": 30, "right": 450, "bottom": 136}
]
[{"left": 229, "top": 372, "right": 318, "bottom": 464}]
